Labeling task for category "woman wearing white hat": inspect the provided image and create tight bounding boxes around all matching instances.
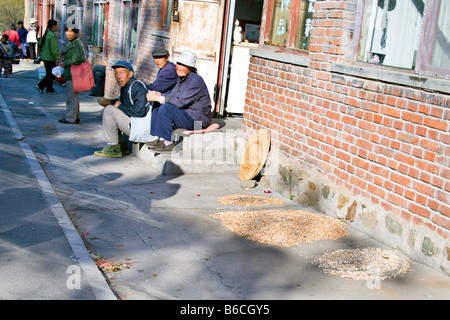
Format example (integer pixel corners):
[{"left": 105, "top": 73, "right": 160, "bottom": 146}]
[{"left": 146, "top": 50, "right": 212, "bottom": 153}]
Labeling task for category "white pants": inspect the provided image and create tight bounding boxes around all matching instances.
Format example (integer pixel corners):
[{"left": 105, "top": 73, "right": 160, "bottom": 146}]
[{"left": 102, "top": 105, "right": 130, "bottom": 144}]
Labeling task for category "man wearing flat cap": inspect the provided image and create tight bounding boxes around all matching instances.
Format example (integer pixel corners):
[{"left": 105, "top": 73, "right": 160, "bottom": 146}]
[
  {"left": 94, "top": 60, "right": 148, "bottom": 158},
  {"left": 146, "top": 50, "right": 212, "bottom": 153},
  {"left": 146, "top": 47, "right": 177, "bottom": 137}
]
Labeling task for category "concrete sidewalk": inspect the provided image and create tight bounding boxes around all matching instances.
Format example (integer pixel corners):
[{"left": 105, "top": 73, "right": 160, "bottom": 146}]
[
  {"left": 0, "top": 79, "right": 115, "bottom": 299},
  {"left": 0, "top": 61, "right": 449, "bottom": 301}
]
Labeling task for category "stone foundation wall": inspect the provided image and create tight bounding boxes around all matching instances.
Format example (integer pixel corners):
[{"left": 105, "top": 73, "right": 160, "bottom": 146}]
[{"left": 259, "top": 147, "right": 449, "bottom": 274}]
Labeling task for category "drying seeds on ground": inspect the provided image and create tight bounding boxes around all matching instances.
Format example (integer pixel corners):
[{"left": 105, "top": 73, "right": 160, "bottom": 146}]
[
  {"left": 312, "top": 248, "right": 411, "bottom": 280},
  {"left": 217, "top": 194, "right": 285, "bottom": 207},
  {"left": 210, "top": 209, "right": 350, "bottom": 247}
]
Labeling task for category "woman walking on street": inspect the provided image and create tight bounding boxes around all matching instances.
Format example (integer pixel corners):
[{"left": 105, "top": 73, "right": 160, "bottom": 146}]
[
  {"left": 36, "top": 19, "right": 60, "bottom": 94},
  {"left": 58, "top": 26, "right": 85, "bottom": 124}
]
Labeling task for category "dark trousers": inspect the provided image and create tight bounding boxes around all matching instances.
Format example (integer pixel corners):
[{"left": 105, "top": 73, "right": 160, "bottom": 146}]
[
  {"left": 28, "top": 43, "right": 36, "bottom": 60},
  {"left": 151, "top": 104, "right": 160, "bottom": 137},
  {"left": 0, "top": 58, "right": 9, "bottom": 75},
  {"left": 38, "top": 60, "right": 56, "bottom": 93},
  {"left": 89, "top": 64, "right": 106, "bottom": 96},
  {"left": 153, "top": 103, "right": 195, "bottom": 141},
  {"left": 7, "top": 58, "right": 13, "bottom": 73}
]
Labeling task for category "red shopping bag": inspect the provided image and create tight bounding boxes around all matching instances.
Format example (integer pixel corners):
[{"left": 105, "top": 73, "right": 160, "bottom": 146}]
[{"left": 71, "top": 61, "right": 95, "bottom": 93}]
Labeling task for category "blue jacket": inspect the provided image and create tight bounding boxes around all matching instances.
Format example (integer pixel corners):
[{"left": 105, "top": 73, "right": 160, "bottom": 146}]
[
  {"left": 165, "top": 71, "right": 212, "bottom": 127},
  {"left": 112, "top": 77, "right": 148, "bottom": 118},
  {"left": 18, "top": 27, "right": 28, "bottom": 44},
  {"left": 147, "top": 61, "right": 177, "bottom": 94}
]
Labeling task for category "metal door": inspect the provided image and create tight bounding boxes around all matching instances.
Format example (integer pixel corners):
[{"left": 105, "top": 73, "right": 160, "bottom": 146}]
[{"left": 169, "top": 0, "right": 226, "bottom": 112}]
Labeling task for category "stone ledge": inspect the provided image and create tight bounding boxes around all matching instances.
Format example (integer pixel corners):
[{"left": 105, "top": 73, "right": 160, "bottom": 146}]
[
  {"left": 248, "top": 49, "right": 449, "bottom": 94},
  {"left": 331, "top": 63, "right": 450, "bottom": 95},
  {"left": 249, "top": 49, "right": 309, "bottom": 67},
  {"left": 132, "top": 119, "right": 247, "bottom": 175}
]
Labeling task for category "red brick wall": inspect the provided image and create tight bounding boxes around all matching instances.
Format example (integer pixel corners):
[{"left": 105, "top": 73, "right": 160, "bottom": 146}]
[{"left": 244, "top": 1, "right": 450, "bottom": 242}]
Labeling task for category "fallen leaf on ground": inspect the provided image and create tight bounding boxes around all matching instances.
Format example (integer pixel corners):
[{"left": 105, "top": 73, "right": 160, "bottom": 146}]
[{"left": 92, "top": 256, "right": 133, "bottom": 273}]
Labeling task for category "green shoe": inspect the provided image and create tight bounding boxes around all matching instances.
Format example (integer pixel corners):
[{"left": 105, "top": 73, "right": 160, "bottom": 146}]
[{"left": 94, "top": 144, "right": 122, "bottom": 158}]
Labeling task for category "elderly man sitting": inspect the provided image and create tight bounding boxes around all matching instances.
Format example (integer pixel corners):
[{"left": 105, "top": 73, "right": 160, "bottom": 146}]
[
  {"left": 146, "top": 50, "right": 212, "bottom": 153},
  {"left": 146, "top": 47, "right": 178, "bottom": 137},
  {"left": 94, "top": 60, "right": 148, "bottom": 158}
]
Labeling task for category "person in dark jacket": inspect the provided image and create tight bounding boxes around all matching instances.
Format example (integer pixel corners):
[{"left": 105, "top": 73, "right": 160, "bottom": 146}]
[
  {"left": 146, "top": 47, "right": 178, "bottom": 137},
  {"left": 94, "top": 60, "right": 148, "bottom": 158},
  {"left": 2, "top": 28, "right": 20, "bottom": 51},
  {"left": 17, "top": 21, "right": 28, "bottom": 59},
  {"left": 146, "top": 50, "right": 212, "bottom": 153},
  {"left": 58, "top": 26, "right": 85, "bottom": 124},
  {"left": 0, "top": 35, "right": 13, "bottom": 77}
]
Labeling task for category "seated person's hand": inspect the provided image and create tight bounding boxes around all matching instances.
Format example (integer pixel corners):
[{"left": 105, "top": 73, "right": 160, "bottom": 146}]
[{"left": 146, "top": 90, "right": 161, "bottom": 102}]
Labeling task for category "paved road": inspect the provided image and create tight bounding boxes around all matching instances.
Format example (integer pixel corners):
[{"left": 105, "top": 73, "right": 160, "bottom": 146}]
[{"left": 0, "top": 61, "right": 449, "bottom": 303}]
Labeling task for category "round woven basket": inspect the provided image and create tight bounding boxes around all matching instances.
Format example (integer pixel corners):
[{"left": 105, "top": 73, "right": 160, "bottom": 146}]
[{"left": 239, "top": 129, "right": 271, "bottom": 181}]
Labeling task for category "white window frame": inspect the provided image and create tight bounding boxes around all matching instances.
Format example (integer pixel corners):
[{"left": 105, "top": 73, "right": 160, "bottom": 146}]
[{"left": 354, "top": 0, "right": 450, "bottom": 80}]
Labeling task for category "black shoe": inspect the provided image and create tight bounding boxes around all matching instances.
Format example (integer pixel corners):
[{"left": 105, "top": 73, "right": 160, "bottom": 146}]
[
  {"left": 35, "top": 85, "right": 43, "bottom": 94},
  {"left": 149, "top": 143, "right": 176, "bottom": 153},
  {"left": 58, "top": 118, "right": 76, "bottom": 124},
  {"left": 146, "top": 139, "right": 163, "bottom": 147}
]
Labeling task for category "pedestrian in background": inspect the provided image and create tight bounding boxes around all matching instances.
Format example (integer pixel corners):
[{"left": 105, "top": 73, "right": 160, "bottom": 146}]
[
  {"left": 3, "top": 26, "right": 20, "bottom": 52},
  {"left": 27, "top": 18, "right": 39, "bottom": 61},
  {"left": 3, "top": 26, "right": 20, "bottom": 73},
  {"left": 0, "top": 35, "right": 13, "bottom": 78},
  {"left": 58, "top": 26, "right": 85, "bottom": 124},
  {"left": 6, "top": 37, "right": 17, "bottom": 74},
  {"left": 36, "top": 19, "right": 60, "bottom": 94},
  {"left": 17, "top": 21, "right": 28, "bottom": 59}
]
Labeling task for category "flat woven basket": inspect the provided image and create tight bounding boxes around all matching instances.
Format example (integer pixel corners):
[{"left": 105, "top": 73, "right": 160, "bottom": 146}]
[{"left": 239, "top": 129, "right": 271, "bottom": 181}]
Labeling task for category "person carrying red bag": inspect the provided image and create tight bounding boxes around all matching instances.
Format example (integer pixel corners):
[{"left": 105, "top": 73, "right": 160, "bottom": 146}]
[{"left": 58, "top": 25, "right": 85, "bottom": 124}]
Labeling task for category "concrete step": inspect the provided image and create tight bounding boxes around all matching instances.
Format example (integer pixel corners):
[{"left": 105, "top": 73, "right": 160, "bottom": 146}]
[{"left": 132, "top": 117, "right": 247, "bottom": 175}]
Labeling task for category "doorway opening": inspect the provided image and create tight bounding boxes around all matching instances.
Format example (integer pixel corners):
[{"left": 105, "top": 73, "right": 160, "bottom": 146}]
[{"left": 218, "top": 0, "right": 264, "bottom": 117}]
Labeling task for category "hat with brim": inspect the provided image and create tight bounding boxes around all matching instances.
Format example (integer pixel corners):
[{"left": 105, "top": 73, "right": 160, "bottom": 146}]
[
  {"left": 176, "top": 50, "right": 197, "bottom": 69},
  {"left": 152, "top": 48, "right": 170, "bottom": 57},
  {"left": 30, "top": 18, "right": 38, "bottom": 24},
  {"left": 112, "top": 60, "right": 133, "bottom": 71}
]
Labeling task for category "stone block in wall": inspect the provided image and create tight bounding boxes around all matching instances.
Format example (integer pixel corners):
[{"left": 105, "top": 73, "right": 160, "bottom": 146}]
[
  {"left": 385, "top": 215, "right": 404, "bottom": 237},
  {"left": 346, "top": 200, "right": 357, "bottom": 222},
  {"left": 422, "top": 237, "right": 440, "bottom": 257},
  {"left": 359, "top": 210, "right": 378, "bottom": 230}
]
